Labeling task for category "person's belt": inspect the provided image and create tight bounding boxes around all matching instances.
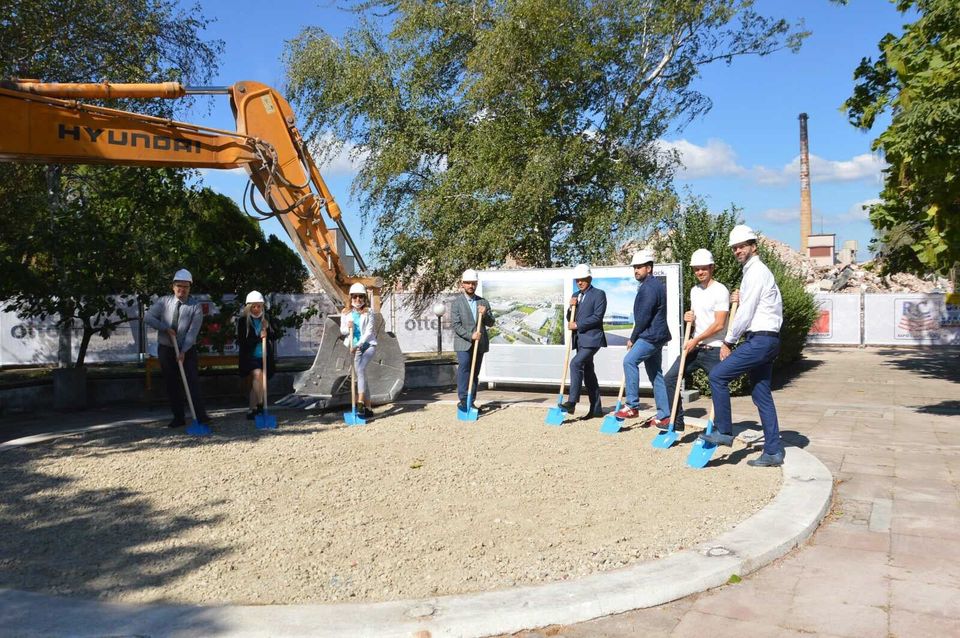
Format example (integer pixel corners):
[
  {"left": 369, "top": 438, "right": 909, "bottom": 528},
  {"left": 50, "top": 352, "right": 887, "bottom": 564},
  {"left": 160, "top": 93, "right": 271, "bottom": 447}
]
[{"left": 745, "top": 330, "right": 780, "bottom": 338}]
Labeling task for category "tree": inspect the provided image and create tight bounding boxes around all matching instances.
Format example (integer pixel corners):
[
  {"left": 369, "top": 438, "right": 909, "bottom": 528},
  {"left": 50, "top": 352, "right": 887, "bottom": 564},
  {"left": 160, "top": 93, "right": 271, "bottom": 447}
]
[
  {"left": 842, "top": 0, "right": 960, "bottom": 280},
  {"left": 0, "top": 0, "right": 224, "bottom": 367},
  {"left": 285, "top": 0, "right": 807, "bottom": 304},
  {"left": 655, "top": 198, "right": 820, "bottom": 394}
]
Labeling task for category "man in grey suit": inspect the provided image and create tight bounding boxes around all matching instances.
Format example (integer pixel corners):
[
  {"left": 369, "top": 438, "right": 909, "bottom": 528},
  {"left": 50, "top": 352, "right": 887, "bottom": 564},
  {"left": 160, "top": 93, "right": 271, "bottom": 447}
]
[
  {"left": 144, "top": 268, "right": 209, "bottom": 428},
  {"left": 450, "top": 269, "right": 496, "bottom": 412},
  {"left": 560, "top": 264, "right": 607, "bottom": 418}
]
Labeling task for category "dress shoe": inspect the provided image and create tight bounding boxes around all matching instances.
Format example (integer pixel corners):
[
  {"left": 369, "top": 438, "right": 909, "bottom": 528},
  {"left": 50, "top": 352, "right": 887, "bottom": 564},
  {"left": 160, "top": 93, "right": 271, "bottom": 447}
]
[
  {"left": 583, "top": 410, "right": 604, "bottom": 420},
  {"left": 699, "top": 431, "right": 735, "bottom": 447},
  {"left": 245, "top": 409, "right": 256, "bottom": 421},
  {"left": 747, "top": 451, "right": 785, "bottom": 467},
  {"left": 612, "top": 406, "right": 639, "bottom": 419},
  {"left": 558, "top": 401, "right": 576, "bottom": 415},
  {"left": 167, "top": 419, "right": 185, "bottom": 428},
  {"left": 457, "top": 401, "right": 468, "bottom": 412}
]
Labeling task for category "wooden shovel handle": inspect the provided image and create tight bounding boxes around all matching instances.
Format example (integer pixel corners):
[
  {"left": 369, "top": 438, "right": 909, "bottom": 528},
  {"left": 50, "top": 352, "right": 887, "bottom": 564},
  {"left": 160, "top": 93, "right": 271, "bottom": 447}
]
[{"left": 668, "top": 321, "right": 694, "bottom": 424}]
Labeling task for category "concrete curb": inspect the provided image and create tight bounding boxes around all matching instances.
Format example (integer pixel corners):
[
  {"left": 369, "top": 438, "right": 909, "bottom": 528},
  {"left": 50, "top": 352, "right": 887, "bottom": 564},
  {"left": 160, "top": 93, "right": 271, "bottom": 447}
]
[{"left": 0, "top": 415, "right": 832, "bottom": 638}]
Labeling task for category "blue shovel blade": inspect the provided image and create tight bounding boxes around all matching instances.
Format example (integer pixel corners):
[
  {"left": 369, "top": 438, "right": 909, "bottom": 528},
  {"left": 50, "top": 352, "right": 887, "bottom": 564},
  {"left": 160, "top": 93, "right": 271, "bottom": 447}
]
[
  {"left": 651, "top": 426, "right": 679, "bottom": 449},
  {"left": 545, "top": 406, "right": 566, "bottom": 426},
  {"left": 687, "top": 439, "right": 718, "bottom": 468},
  {"left": 599, "top": 414, "right": 622, "bottom": 434},
  {"left": 185, "top": 421, "right": 211, "bottom": 436},
  {"left": 255, "top": 413, "right": 277, "bottom": 430},
  {"left": 599, "top": 401, "right": 623, "bottom": 434},
  {"left": 687, "top": 418, "right": 716, "bottom": 468},
  {"left": 343, "top": 410, "right": 366, "bottom": 426},
  {"left": 458, "top": 394, "right": 479, "bottom": 421}
]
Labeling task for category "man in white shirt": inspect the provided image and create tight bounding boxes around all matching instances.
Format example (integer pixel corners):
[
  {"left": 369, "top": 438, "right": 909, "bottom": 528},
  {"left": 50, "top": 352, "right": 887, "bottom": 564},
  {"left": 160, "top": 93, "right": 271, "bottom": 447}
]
[
  {"left": 701, "top": 225, "right": 786, "bottom": 467},
  {"left": 661, "top": 249, "right": 729, "bottom": 433},
  {"left": 144, "top": 268, "right": 208, "bottom": 428}
]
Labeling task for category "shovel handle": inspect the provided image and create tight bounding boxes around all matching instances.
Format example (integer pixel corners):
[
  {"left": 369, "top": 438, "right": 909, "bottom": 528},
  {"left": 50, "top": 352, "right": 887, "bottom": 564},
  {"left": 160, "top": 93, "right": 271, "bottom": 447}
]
[
  {"left": 171, "top": 338, "right": 197, "bottom": 422},
  {"left": 261, "top": 332, "right": 269, "bottom": 411},
  {"left": 616, "top": 375, "right": 626, "bottom": 405},
  {"left": 668, "top": 321, "right": 694, "bottom": 425},
  {"left": 465, "top": 313, "right": 482, "bottom": 397},
  {"left": 557, "top": 302, "right": 577, "bottom": 398}
]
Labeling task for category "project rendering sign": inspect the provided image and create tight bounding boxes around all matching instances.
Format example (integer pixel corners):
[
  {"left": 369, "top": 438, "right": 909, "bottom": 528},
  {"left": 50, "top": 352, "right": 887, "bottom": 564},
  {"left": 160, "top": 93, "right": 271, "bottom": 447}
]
[{"left": 477, "top": 264, "right": 682, "bottom": 388}]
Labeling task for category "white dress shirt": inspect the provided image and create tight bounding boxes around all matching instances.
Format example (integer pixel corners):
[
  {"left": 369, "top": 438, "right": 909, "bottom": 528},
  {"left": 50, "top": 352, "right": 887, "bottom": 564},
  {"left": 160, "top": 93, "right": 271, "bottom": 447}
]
[{"left": 725, "top": 255, "right": 783, "bottom": 342}]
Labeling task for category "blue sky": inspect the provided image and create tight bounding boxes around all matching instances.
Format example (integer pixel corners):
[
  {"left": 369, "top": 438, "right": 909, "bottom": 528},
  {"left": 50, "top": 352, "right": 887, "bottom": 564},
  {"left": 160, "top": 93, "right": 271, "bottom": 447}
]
[{"left": 184, "top": 0, "right": 908, "bottom": 264}]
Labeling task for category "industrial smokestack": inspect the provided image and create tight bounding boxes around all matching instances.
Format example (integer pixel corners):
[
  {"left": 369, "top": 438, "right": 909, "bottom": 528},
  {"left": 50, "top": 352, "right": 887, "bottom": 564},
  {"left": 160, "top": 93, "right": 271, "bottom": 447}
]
[{"left": 799, "top": 113, "right": 812, "bottom": 253}]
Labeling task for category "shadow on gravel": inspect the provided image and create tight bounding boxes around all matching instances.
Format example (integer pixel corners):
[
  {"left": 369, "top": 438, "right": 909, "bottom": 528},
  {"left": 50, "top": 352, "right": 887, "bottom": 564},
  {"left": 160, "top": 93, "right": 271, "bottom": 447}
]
[
  {"left": 0, "top": 440, "right": 230, "bottom": 634},
  {"left": 913, "top": 399, "right": 960, "bottom": 417},
  {"left": 876, "top": 347, "right": 960, "bottom": 383}
]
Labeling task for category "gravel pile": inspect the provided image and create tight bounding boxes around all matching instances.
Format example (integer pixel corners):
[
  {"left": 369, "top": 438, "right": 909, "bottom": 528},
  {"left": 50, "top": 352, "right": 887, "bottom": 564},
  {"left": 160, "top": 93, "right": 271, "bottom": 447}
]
[{"left": 0, "top": 405, "right": 779, "bottom": 605}]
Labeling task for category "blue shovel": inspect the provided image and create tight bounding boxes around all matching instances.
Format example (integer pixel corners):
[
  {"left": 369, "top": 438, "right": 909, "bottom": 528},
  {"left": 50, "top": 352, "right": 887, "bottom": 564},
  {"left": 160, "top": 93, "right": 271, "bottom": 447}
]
[
  {"left": 343, "top": 344, "right": 366, "bottom": 426},
  {"left": 652, "top": 320, "right": 693, "bottom": 449},
  {"left": 545, "top": 306, "right": 576, "bottom": 426},
  {"left": 172, "top": 339, "right": 211, "bottom": 436},
  {"left": 255, "top": 334, "right": 277, "bottom": 430},
  {"left": 687, "top": 406, "right": 717, "bottom": 468},
  {"left": 457, "top": 321, "right": 481, "bottom": 421},
  {"left": 599, "top": 376, "right": 626, "bottom": 434},
  {"left": 687, "top": 302, "right": 738, "bottom": 468}
]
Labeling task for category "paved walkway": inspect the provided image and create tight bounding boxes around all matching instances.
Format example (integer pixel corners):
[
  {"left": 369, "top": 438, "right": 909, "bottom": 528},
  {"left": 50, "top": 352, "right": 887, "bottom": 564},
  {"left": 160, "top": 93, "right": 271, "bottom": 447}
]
[
  {"left": 1, "top": 347, "right": 957, "bottom": 637},
  {"left": 501, "top": 346, "right": 960, "bottom": 638}
]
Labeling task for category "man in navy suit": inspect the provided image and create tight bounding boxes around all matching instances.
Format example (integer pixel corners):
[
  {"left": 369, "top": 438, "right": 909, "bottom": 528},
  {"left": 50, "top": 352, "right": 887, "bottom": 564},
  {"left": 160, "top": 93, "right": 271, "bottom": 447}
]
[
  {"left": 614, "top": 250, "right": 672, "bottom": 425},
  {"left": 559, "top": 264, "right": 607, "bottom": 418}
]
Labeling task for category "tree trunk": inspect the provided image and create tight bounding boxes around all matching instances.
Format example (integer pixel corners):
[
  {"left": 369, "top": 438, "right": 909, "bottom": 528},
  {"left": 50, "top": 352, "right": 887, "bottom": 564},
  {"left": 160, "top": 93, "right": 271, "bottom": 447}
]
[{"left": 76, "top": 325, "right": 95, "bottom": 368}]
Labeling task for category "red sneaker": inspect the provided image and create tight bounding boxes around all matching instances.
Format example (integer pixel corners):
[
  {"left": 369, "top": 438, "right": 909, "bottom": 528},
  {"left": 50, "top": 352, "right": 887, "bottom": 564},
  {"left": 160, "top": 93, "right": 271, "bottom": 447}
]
[
  {"left": 644, "top": 416, "right": 670, "bottom": 429},
  {"left": 612, "top": 406, "right": 639, "bottom": 419}
]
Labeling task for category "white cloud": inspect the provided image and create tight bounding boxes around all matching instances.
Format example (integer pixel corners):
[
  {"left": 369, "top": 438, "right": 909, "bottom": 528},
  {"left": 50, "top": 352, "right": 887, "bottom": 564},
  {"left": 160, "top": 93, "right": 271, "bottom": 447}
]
[
  {"left": 839, "top": 197, "right": 882, "bottom": 221},
  {"left": 758, "top": 207, "right": 801, "bottom": 224},
  {"left": 661, "top": 138, "right": 887, "bottom": 186},
  {"left": 308, "top": 133, "right": 368, "bottom": 177},
  {"left": 659, "top": 138, "right": 745, "bottom": 179}
]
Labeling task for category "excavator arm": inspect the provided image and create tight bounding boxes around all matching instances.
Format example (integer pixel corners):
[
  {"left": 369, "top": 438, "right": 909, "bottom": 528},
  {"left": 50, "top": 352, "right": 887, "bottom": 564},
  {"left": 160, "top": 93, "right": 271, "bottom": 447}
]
[{"left": 0, "top": 80, "right": 404, "bottom": 409}]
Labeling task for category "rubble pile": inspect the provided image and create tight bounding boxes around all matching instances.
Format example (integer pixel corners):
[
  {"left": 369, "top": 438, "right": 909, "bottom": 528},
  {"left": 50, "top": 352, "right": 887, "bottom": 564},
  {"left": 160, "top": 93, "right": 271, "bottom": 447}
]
[{"left": 761, "top": 238, "right": 954, "bottom": 295}]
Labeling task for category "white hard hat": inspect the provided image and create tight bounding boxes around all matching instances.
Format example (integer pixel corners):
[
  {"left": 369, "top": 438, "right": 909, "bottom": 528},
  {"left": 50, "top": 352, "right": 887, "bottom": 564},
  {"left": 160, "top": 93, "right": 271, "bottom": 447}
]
[
  {"left": 572, "top": 264, "right": 592, "bottom": 279},
  {"left": 245, "top": 290, "right": 265, "bottom": 304},
  {"left": 348, "top": 283, "right": 367, "bottom": 296},
  {"left": 689, "top": 249, "right": 715, "bottom": 266},
  {"left": 728, "top": 224, "right": 758, "bottom": 246},
  {"left": 461, "top": 269, "right": 479, "bottom": 282},
  {"left": 631, "top": 249, "right": 655, "bottom": 266},
  {"left": 172, "top": 268, "right": 192, "bottom": 283}
]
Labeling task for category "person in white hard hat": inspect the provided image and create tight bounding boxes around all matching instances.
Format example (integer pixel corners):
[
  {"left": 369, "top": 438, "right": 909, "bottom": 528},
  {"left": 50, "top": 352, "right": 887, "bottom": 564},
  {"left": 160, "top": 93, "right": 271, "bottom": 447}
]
[
  {"left": 613, "top": 250, "right": 671, "bottom": 423},
  {"left": 701, "top": 225, "right": 786, "bottom": 467},
  {"left": 450, "top": 269, "right": 495, "bottom": 412},
  {"left": 144, "top": 268, "right": 209, "bottom": 428},
  {"left": 558, "top": 264, "right": 607, "bottom": 418},
  {"left": 236, "top": 291, "right": 277, "bottom": 420},
  {"left": 340, "top": 283, "right": 379, "bottom": 417},
  {"left": 659, "top": 249, "right": 730, "bottom": 433}
]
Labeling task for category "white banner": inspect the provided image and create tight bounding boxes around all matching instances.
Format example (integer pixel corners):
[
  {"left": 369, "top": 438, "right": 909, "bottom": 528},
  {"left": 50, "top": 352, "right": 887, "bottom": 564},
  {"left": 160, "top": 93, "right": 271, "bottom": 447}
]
[
  {"left": 477, "top": 265, "right": 683, "bottom": 388},
  {"left": 807, "top": 294, "right": 862, "bottom": 345},
  {"left": 864, "top": 293, "right": 960, "bottom": 345},
  {"left": 382, "top": 292, "right": 458, "bottom": 354}
]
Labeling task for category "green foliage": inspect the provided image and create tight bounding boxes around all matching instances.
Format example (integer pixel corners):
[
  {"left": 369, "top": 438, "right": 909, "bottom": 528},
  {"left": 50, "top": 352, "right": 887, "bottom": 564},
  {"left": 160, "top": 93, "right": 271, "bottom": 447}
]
[
  {"left": 842, "top": 0, "right": 960, "bottom": 277},
  {"left": 656, "top": 198, "right": 819, "bottom": 395},
  {"left": 285, "top": 0, "right": 806, "bottom": 305}
]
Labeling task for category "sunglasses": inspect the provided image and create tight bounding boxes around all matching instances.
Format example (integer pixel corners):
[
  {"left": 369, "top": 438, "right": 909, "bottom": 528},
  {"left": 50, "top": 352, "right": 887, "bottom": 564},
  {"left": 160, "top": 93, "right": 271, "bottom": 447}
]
[{"left": 350, "top": 294, "right": 366, "bottom": 298}]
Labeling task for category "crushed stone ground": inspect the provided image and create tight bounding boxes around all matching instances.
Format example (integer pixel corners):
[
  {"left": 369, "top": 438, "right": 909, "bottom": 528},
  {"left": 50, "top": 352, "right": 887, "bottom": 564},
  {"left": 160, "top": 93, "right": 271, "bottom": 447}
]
[{"left": 0, "top": 404, "right": 780, "bottom": 604}]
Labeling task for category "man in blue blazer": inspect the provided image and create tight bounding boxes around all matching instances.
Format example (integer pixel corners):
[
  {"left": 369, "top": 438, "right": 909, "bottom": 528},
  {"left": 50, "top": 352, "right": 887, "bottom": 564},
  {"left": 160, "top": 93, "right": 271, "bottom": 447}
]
[
  {"left": 613, "top": 250, "right": 672, "bottom": 425},
  {"left": 559, "top": 264, "right": 607, "bottom": 418}
]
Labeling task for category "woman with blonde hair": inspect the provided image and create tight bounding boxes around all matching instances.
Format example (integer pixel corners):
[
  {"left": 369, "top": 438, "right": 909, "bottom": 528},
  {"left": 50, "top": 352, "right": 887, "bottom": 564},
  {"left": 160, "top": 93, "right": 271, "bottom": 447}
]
[
  {"left": 236, "top": 291, "right": 277, "bottom": 419},
  {"left": 340, "top": 283, "right": 378, "bottom": 417}
]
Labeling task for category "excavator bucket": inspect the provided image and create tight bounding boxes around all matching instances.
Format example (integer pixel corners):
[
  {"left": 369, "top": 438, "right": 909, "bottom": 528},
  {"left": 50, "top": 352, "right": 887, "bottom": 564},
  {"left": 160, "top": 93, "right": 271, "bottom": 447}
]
[{"left": 276, "top": 314, "right": 405, "bottom": 411}]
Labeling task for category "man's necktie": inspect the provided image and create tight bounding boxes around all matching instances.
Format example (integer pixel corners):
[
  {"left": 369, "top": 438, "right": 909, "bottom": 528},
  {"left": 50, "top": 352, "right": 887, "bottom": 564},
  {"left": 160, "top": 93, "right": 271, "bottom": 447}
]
[{"left": 172, "top": 301, "right": 182, "bottom": 335}]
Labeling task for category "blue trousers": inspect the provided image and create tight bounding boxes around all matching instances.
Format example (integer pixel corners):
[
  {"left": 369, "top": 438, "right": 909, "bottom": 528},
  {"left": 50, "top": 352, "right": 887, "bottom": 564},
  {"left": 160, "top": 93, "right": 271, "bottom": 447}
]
[
  {"left": 663, "top": 346, "right": 722, "bottom": 428},
  {"left": 568, "top": 346, "right": 601, "bottom": 411},
  {"left": 456, "top": 349, "right": 485, "bottom": 404},
  {"left": 708, "top": 334, "right": 783, "bottom": 456},
  {"left": 623, "top": 339, "right": 669, "bottom": 418}
]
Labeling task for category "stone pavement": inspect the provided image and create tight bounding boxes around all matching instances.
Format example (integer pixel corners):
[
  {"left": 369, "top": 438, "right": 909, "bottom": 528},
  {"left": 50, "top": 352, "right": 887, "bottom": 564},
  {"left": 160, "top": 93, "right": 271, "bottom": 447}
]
[{"left": 501, "top": 346, "right": 960, "bottom": 638}]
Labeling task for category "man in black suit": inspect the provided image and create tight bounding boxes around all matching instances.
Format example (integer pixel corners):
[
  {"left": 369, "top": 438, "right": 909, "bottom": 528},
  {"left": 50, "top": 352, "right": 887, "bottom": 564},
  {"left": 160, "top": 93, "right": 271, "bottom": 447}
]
[{"left": 559, "top": 264, "right": 607, "bottom": 418}]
